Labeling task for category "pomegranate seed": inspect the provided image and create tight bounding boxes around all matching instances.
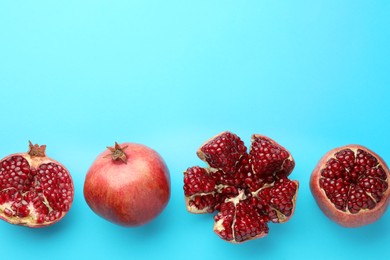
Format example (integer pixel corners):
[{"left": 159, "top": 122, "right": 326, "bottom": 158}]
[{"left": 4, "top": 208, "right": 13, "bottom": 217}]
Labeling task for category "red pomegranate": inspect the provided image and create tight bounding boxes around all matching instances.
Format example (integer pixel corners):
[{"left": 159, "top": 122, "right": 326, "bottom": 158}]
[
  {"left": 310, "top": 145, "right": 390, "bottom": 227},
  {"left": 183, "top": 132, "right": 299, "bottom": 243},
  {"left": 83, "top": 142, "right": 170, "bottom": 226},
  {"left": 0, "top": 142, "right": 74, "bottom": 227}
]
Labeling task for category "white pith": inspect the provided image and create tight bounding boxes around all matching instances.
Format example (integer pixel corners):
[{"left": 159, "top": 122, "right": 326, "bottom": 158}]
[{"left": 214, "top": 218, "right": 225, "bottom": 232}]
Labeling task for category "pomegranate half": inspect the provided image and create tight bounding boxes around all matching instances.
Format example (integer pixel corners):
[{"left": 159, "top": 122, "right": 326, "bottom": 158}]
[
  {"left": 0, "top": 142, "right": 74, "bottom": 227},
  {"left": 310, "top": 145, "right": 390, "bottom": 227},
  {"left": 84, "top": 142, "right": 170, "bottom": 226}
]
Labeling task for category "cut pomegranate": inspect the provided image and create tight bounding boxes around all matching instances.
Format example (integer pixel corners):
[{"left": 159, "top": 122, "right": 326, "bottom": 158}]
[
  {"left": 183, "top": 132, "right": 299, "bottom": 243},
  {"left": 0, "top": 142, "right": 74, "bottom": 227},
  {"left": 310, "top": 145, "right": 390, "bottom": 227}
]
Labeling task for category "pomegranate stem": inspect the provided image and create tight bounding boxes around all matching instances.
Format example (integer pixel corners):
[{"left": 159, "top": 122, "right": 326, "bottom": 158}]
[
  {"left": 104, "top": 142, "right": 128, "bottom": 163},
  {"left": 27, "top": 141, "right": 47, "bottom": 157}
]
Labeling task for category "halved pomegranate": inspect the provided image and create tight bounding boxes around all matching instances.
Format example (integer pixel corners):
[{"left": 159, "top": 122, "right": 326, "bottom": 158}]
[
  {"left": 0, "top": 142, "right": 74, "bottom": 227},
  {"left": 310, "top": 145, "right": 390, "bottom": 227},
  {"left": 183, "top": 132, "right": 299, "bottom": 243}
]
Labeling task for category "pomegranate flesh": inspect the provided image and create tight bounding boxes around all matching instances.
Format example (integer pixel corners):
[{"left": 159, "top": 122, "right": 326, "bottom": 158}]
[
  {"left": 83, "top": 142, "right": 170, "bottom": 226},
  {"left": 183, "top": 132, "right": 299, "bottom": 243},
  {"left": 0, "top": 142, "right": 74, "bottom": 227},
  {"left": 310, "top": 145, "right": 390, "bottom": 227}
]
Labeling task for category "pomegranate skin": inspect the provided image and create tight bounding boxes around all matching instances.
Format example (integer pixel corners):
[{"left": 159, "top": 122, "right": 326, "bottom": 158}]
[
  {"left": 310, "top": 144, "right": 390, "bottom": 227},
  {"left": 84, "top": 143, "right": 170, "bottom": 226}
]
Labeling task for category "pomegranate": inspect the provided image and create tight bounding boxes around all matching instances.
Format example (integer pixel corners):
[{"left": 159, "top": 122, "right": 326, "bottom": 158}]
[
  {"left": 183, "top": 131, "right": 299, "bottom": 243},
  {"left": 83, "top": 142, "right": 170, "bottom": 226},
  {"left": 0, "top": 142, "right": 74, "bottom": 227},
  {"left": 310, "top": 145, "right": 390, "bottom": 227}
]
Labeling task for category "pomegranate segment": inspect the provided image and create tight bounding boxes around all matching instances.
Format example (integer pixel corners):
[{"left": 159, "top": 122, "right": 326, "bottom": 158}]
[
  {"left": 184, "top": 132, "right": 299, "bottom": 243},
  {"left": 250, "top": 134, "right": 295, "bottom": 177},
  {"left": 184, "top": 166, "right": 217, "bottom": 213},
  {"left": 197, "top": 132, "right": 247, "bottom": 174},
  {"left": 0, "top": 142, "right": 74, "bottom": 227},
  {"left": 214, "top": 196, "right": 269, "bottom": 243},
  {"left": 310, "top": 145, "right": 390, "bottom": 227}
]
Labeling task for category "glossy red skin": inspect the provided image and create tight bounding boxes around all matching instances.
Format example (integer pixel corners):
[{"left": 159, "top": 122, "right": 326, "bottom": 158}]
[
  {"left": 84, "top": 143, "right": 170, "bottom": 226},
  {"left": 310, "top": 144, "right": 390, "bottom": 227}
]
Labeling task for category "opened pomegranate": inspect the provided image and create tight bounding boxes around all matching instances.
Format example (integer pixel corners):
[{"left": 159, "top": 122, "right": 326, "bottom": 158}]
[
  {"left": 0, "top": 142, "right": 74, "bottom": 227},
  {"left": 84, "top": 142, "right": 170, "bottom": 226},
  {"left": 310, "top": 145, "right": 390, "bottom": 227},
  {"left": 183, "top": 132, "right": 299, "bottom": 243}
]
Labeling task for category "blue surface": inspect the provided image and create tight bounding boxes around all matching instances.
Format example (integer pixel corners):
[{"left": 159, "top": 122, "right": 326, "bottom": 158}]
[{"left": 1, "top": 1, "right": 390, "bottom": 259}]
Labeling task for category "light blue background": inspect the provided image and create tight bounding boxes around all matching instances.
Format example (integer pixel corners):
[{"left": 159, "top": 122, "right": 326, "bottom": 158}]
[{"left": 1, "top": 1, "right": 389, "bottom": 259}]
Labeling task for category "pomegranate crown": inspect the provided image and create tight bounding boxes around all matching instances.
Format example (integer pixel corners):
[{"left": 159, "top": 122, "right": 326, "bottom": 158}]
[
  {"left": 104, "top": 142, "right": 128, "bottom": 163},
  {"left": 27, "top": 141, "right": 47, "bottom": 157}
]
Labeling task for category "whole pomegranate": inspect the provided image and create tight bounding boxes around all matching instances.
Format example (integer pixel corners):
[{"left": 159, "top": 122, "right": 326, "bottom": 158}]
[
  {"left": 183, "top": 132, "right": 299, "bottom": 243},
  {"left": 0, "top": 142, "right": 74, "bottom": 227},
  {"left": 84, "top": 142, "right": 170, "bottom": 226},
  {"left": 310, "top": 145, "right": 390, "bottom": 227}
]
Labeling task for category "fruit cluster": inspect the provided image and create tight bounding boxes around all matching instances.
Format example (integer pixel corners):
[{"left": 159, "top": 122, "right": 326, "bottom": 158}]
[
  {"left": 0, "top": 132, "right": 389, "bottom": 244},
  {"left": 183, "top": 132, "right": 298, "bottom": 243}
]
